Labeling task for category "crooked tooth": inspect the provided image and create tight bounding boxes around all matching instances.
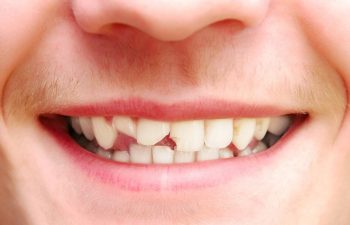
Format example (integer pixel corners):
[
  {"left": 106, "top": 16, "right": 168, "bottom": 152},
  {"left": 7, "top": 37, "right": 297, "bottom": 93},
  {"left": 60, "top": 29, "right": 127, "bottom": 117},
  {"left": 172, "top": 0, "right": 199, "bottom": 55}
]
[
  {"left": 91, "top": 117, "right": 117, "bottom": 149},
  {"left": 205, "top": 119, "right": 233, "bottom": 148},
  {"left": 197, "top": 148, "right": 220, "bottom": 161},
  {"left": 219, "top": 148, "right": 234, "bottom": 159},
  {"left": 79, "top": 117, "right": 94, "bottom": 141},
  {"left": 113, "top": 116, "right": 137, "bottom": 138},
  {"left": 252, "top": 142, "right": 267, "bottom": 154},
  {"left": 237, "top": 147, "right": 252, "bottom": 157},
  {"left": 71, "top": 117, "right": 82, "bottom": 134},
  {"left": 112, "top": 151, "right": 130, "bottom": 163},
  {"left": 268, "top": 116, "right": 291, "bottom": 136},
  {"left": 254, "top": 118, "right": 270, "bottom": 140},
  {"left": 174, "top": 151, "right": 196, "bottom": 163},
  {"left": 152, "top": 146, "right": 174, "bottom": 164},
  {"left": 137, "top": 119, "right": 170, "bottom": 146},
  {"left": 129, "top": 144, "right": 152, "bottom": 164},
  {"left": 232, "top": 118, "right": 256, "bottom": 150},
  {"left": 170, "top": 120, "right": 204, "bottom": 151}
]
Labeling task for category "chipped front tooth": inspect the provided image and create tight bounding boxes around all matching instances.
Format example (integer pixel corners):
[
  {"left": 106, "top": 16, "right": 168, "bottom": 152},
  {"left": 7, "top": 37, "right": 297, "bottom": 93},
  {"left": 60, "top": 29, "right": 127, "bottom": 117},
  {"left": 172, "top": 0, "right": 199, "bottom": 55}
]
[
  {"left": 174, "top": 151, "right": 196, "bottom": 163},
  {"left": 137, "top": 119, "right": 170, "bottom": 146},
  {"left": 152, "top": 146, "right": 174, "bottom": 164},
  {"left": 252, "top": 142, "right": 267, "bottom": 154},
  {"left": 197, "top": 148, "right": 219, "bottom": 162},
  {"left": 71, "top": 117, "right": 82, "bottom": 134},
  {"left": 170, "top": 120, "right": 204, "bottom": 151},
  {"left": 91, "top": 117, "right": 117, "bottom": 149},
  {"left": 129, "top": 144, "right": 152, "bottom": 164},
  {"left": 113, "top": 116, "right": 137, "bottom": 138},
  {"left": 112, "top": 151, "right": 130, "bottom": 163},
  {"left": 219, "top": 148, "right": 234, "bottom": 159},
  {"left": 232, "top": 118, "right": 256, "bottom": 150},
  {"left": 79, "top": 117, "right": 94, "bottom": 141},
  {"left": 96, "top": 148, "right": 113, "bottom": 159},
  {"left": 254, "top": 118, "right": 270, "bottom": 140},
  {"left": 237, "top": 147, "right": 252, "bottom": 157},
  {"left": 268, "top": 116, "right": 291, "bottom": 136},
  {"left": 205, "top": 119, "right": 233, "bottom": 148}
]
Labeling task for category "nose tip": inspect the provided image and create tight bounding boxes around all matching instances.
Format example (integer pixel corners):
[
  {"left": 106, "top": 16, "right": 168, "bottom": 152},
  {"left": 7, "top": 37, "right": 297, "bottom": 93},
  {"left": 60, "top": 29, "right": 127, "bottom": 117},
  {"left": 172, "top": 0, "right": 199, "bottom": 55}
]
[{"left": 72, "top": 0, "right": 270, "bottom": 41}]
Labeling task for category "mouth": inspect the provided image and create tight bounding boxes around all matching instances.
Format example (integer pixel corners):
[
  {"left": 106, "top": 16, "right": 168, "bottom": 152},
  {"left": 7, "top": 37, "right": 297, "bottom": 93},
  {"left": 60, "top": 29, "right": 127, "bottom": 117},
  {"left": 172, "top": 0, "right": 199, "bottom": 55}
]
[{"left": 40, "top": 98, "right": 307, "bottom": 191}]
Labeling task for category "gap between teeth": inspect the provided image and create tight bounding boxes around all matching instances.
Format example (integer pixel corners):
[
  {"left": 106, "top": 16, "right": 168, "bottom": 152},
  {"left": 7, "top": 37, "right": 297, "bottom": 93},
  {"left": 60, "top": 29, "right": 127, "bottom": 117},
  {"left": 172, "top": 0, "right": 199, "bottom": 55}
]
[{"left": 70, "top": 115, "right": 292, "bottom": 164}]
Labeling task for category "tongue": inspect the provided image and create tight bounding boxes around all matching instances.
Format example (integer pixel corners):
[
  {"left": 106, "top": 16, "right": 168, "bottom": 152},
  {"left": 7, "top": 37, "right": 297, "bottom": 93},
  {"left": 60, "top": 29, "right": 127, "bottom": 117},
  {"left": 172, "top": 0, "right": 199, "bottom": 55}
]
[{"left": 114, "top": 134, "right": 176, "bottom": 151}]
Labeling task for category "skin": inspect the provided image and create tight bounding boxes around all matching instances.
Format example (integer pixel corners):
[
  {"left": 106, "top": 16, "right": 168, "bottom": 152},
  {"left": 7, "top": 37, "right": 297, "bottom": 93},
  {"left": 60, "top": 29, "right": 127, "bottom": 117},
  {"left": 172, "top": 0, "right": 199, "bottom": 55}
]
[{"left": 0, "top": 0, "right": 350, "bottom": 224}]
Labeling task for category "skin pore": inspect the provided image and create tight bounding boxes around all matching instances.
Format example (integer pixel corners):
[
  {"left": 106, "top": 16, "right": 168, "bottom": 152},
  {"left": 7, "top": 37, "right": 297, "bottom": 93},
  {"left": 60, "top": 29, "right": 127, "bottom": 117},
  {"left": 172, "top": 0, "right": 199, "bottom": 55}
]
[{"left": 1, "top": 0, "right": 350, "bottom": 224}]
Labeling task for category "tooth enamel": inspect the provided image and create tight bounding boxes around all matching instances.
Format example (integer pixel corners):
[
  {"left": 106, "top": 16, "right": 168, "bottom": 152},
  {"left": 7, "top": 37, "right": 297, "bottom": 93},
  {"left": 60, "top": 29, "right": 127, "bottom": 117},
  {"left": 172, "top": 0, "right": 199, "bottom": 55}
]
[
  {"left": 219, "top": 148, "right": 234, "bottom": 159},
  {"left": 129, "top": 144, "right": 152, "bottom": 164},
  {"left": 174, "top": 151, "right": 196, "bottom": 163},
  {"left": 137, "top": 119, "right": 170, "bottom": 146},
  {"left": 96, "top": 148, "right": 113, "bottom": 159},
  {"left": 252, "top": 142, "right": 267, "bottom": 154},
  {"left": 79, "top": 117, "right": 94, "bottom": 141},
  {"left": 268, "top": 116, "right": 291, "bottom": 136},
  {"left": 113, "top": 116, "right": 137, "bottom": 138},
  {"left": 238, "top": 147, "right": 252, "bottom": 157},
  {"left": 197, "top": 148, "right": 220, "bottom": 161},
  {"left": 205, "top": 119, "right": 233, "bottom": 148},
  {"left": 170, "top": 120, "right": 204, "bottom": 151},
  {"left": 91, "top": 117, "right": 117, "bottom": 149},
  {"left": 112, "top": 151, "right": 130, "bottom": 163},
  {"left": 152, "top": 146, "right": 174, "bottom": 164},
  {"left": 71, "top": 117, "right": 82, "bottom": 134},
  {"left": 232, "top": 118, "right": 256, "bottom": 150},
  {"left": 254, "top": 118, "right": 270, "bottom": 140}
]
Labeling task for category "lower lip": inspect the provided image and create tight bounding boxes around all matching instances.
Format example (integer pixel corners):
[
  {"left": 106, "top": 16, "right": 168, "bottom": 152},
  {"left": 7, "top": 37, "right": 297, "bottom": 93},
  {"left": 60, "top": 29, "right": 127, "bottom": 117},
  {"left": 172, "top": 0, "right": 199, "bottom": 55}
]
[{"left": 40, "top": 116, "right": 301, "bottom": 192}]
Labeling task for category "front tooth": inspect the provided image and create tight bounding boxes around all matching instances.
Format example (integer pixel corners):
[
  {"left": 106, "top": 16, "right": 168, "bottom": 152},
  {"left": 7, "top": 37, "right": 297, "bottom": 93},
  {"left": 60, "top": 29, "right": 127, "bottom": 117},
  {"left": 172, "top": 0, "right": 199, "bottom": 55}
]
[
  {"left": 79, "top": 117, "right": 94, "bottom": 141},
  {"left": 232, "top": 118, "right": 256, "bottom": 150},
  {"left": 174, "top": 151, "right": 196, "bottom": 163},
  {"left": 252, "top": 142, "right": 267, "bottom": 154},
  {"left": 205, "top": 119, "right": 233, "bottom": 148},
  {"left": 137, "top": 119, "right": 170, "bottom": 145},
  {"left": 237, "top": 147, "right": 252, "bottom": 157},
  {"left": 112, "top": 151, "right": 130, "bottom": 163},
  {"left": 170, "top": 120, "right": 204, "bottom": 151},
  {"left": 254, "top": 118, "right": 270, "bottom": 140},
  {"left": 129, "top": 144, "right": 152, "bottom": 164},
  {"left": 91, "top": 117, "right": 117, "bottom": 149},
  {"left": 197, "top": 148, "right": 219, "bottom": 161},
  {"left": 219, "top": 148, "right": 234, "bottom": 159},
  {"left": 71, "top": 117, "right": 82, "bottom": 134},
  {"left": 268, "top": 116, "right": 291, "bottom": 136},
  {"left": 152, "top": 146, "right": 174, "bottom": 164},
  {"left": 113, "top": 116, "right": 137, "bottom": 138}
]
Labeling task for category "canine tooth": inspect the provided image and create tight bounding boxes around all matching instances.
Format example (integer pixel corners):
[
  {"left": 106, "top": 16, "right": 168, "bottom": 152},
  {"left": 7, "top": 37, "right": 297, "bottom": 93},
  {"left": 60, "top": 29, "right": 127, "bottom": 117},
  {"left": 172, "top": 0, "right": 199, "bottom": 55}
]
[
  {"left": 197, "top": 148, "right": 219, "bottom": 161},
  {"left": 71, "top": 117, "right": 82, "bottom": 134},
  {"left": 205, "top": 119, "right": 233, "bottom": 148},
  {"left": 252, "top": 142, "right": 267, "bottom": 154},
  {"left": 268, "top": 116, "right": 291, "bottom": 136},
  {"left": 174, "top": 151, "right": 196, "bottom": 163},
  {"left": 152, "top": 146, "right": 174, "bottom": 164},
  {"left": 237, "top": 147, "right": 252, "bottom": 157},
  {"left": 112, "top": 151, "right": 130, "bottom": 163},
  {"left": 137, "top": 119, "right": 170, "bottom": 145},
  {"left": 254, "top": 118, "right": 270, "bottom": 140},
  {"left": 219, "top": 148, "right": 234, "bottom": 159},
  {"left": 129, "top": 144, "right": 152, "bottom": 164},
  {"left": 79, "top": 117, "right": 94, "bottom": 141},
  {"left": 113, "top": 116, "right": 137, "bottom": 138},
  {"left": 91, "top": 117, "right": 117, "bottom": 149},
  {"left": 232, "top": 119, "right": 256, "bottom": 150},
  {"left": 170, "top": 120, "right": 204, "bottom": 151},
  {"left": 96, "top": 148, "right": 113, "bottom": 159}
]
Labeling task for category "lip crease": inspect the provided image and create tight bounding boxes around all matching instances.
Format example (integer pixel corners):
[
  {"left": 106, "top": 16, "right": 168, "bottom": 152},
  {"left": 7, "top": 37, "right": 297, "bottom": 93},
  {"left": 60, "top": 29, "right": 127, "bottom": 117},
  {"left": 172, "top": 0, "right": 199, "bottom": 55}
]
[{"left": 39, "top": 98, "right": 306, "bottom": 192}]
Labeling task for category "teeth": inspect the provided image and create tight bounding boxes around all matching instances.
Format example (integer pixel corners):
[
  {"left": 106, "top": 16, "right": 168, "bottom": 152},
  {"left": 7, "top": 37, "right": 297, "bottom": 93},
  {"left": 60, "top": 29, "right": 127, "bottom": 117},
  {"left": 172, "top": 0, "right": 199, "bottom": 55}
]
[
  {"left": 174, "top": 151, "right": 196, "bottom": 163},
  {"left": 129, "top": 144, "right": 152, "bottom": 164},
  {"left": 79, "top": 117, "right": 94, "bottom": 141},
  {"left": 71, "top": 117, "right": 82, "bottom": 134},
  {"left": 152, "top": 146, "right": 174, "bottom": 164},
  {"left": 205, "top": 119, "right": 233, "bottom": 148},
  {"left": 219, "top": 148, "right": 234, "bottom": 159},
  {"left": 96, "top": 148, "right": 113, "bottom": 159},
  {"left": 237, "top": 147, "right": 252, "bottom": 157},
  {"left": 113, "top": 116, "right": 137, "bottom": 138},
  {"left": 254, "top": 118, "right": 270, "bottom": 140},
  {"left": 137, "top": 119, "right": 170, "bottom": 146},
  {"left": 170, "top": 120, "right": 204, "bottom": 151},
  {"left": 252, "top": 142, "right": 267, "bottom": 154},
  {"left": 268, "top": 116, "right": 291, "bottom": 136},
  {"left": 91, "top": 117, "right": 117, "bottom": 149},
  {"left": 112, "top": 151, "right": 130, "bottom": 163},
  {"left": 232, "top": 119, "right": 256, "bottom": 150},
  {"left": 197, "top": 148, "right": 220, "bottom": 161}
]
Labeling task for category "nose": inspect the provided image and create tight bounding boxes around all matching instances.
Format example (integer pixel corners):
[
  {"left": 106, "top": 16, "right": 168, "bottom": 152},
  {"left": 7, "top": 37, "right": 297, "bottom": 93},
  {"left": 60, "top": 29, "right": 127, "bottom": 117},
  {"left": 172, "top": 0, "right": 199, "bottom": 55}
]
[{"left": 72, "top": 0, "right": 270, "bottom": 41}]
